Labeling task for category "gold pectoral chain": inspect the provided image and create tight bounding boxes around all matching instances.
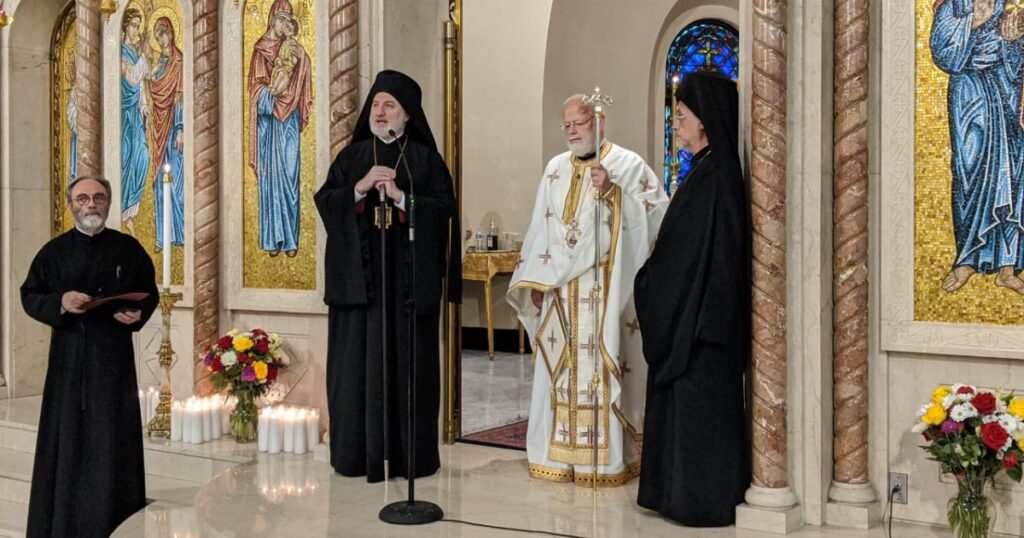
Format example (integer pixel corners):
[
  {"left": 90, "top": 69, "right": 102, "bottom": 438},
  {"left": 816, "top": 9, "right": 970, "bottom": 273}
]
[{"left": 371, "top": 137, "right": 408, "bottom": 230}]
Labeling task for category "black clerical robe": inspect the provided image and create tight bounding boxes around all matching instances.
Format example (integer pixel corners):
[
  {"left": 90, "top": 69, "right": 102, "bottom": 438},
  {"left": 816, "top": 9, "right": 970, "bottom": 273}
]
[
  {"left": 315, "top": 135, "right": 460, "bottom": 482},
  {"left": 20, "top": 228, "right": 159, "bottom": 537},
  {"left": 634, "top": 149, "right": 750, "bottom": 527}
]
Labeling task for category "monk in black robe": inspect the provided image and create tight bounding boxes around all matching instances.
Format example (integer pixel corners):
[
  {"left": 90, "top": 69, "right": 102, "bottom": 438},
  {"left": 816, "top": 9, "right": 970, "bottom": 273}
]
[
  {"left": 315, "top": 70, "right": 460, "bottom": 482},
  {"left": 21, "top": 175, "right": 159, "bottom": 537},
  {"left": 634, "top": 72, "right": 750, "bottom": 527}
]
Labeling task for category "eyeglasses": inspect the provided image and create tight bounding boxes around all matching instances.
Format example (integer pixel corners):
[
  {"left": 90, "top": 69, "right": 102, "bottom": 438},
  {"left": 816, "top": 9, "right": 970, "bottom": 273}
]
[
  {"left": 559, "top": 115, "right": 595, "bottom": 131},
  {"left": 673, "top": 113, "right": 689, "bottom": 122},
  {"left": 73, "top": 193, "right": 109, "bottom": 206}
]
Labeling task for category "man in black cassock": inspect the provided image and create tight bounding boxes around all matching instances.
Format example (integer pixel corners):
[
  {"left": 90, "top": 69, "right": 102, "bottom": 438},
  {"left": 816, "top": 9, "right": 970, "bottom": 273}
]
[
  {"left": 315, "top": 70, "right": 460, "bottom": 482},
  {"left": 21, "top": 175, "right": 159, "bottom": 537},
  {"left": 634, "top": 72, "right": 750, "bottom": 527}
]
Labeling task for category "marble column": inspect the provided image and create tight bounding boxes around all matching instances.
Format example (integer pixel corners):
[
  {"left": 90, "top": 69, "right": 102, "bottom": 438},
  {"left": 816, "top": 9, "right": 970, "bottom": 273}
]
[
  {"left": 739, "top": 0, "right": 799, "bottom": 528},
  {"left": 829, "top": 0, "right": 875, "bottom": 512},
  {"left": 330, "top": 0, "right": 359, "bottom": 155},
  {"left": 75, "top": 0, "right": 102, "bottom": 176},
  {"left": 192, "top": 0, "right": 220, "bottom": 396}
]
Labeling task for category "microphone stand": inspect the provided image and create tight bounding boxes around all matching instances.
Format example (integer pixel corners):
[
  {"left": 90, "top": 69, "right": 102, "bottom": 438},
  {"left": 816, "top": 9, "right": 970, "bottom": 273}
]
[
  {"left": 374, "top": 183, "right": 392, "bottom": 483},
  {"left": 379, "top": 131, "right": 443, "bottom": 524}
]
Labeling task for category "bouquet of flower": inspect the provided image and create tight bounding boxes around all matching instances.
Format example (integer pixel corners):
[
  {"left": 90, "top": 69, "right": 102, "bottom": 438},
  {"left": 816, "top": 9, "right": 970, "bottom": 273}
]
[
  {"left": 203, "top": 328, "right": 289, "bottom": 442},
  {"left": 912, "top": 384, "right": 1024, "bottom": 537}
]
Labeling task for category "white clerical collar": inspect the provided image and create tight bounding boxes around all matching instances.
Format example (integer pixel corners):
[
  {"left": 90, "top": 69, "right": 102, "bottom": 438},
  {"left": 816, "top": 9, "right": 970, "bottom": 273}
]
[{"left": 74, "top": 225, "right": 105, "bottom": 237}]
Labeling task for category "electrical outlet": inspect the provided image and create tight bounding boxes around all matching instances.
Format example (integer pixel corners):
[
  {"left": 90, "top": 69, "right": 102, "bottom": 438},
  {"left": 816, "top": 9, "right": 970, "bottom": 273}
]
[{"left": 889, "top": 472, "right": 908, "bottom": 504}]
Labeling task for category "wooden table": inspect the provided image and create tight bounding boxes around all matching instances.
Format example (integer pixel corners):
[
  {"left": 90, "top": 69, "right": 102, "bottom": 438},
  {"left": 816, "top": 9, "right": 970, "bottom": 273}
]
[{"left": 462, "top": 250, "right": 525, "bottom": 359}]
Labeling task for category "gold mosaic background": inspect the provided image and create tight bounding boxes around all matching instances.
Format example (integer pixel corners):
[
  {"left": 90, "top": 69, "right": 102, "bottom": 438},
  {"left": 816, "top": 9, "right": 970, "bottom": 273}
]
[
  {"left": 121, "top": 0, "right": 185, "bottom": 286},
  {"left": 914, "top": 0, "right": 1024, "bottom": 325},
  {"left": 241, "top": 0, "right": 317, "bottom": 290},
  {"left": 51, "top": 5, "right": 75, "bottom": 237}
]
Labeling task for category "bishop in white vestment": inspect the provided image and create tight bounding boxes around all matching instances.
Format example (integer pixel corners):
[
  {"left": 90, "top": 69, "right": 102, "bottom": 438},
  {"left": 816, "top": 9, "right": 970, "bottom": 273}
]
[{"left": 507, "top": 95, "right": 668, "bottom": 486}]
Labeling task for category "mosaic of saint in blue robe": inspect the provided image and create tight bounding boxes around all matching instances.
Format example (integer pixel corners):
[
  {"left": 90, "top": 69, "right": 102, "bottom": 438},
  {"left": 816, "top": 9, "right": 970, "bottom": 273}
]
[
  {"left": 67, "top": 90, "right": 77, "bottom": 183},
  {"left": 255, "top": 89, "right": 302, "bottom": 254},
  {"left": 120, "top": 41, "right": 150, "bottom": 229},
  {"left": 931, "top": 0, "right": 1024, "bottom": 277},
  {"left": 153, "top": 99, "right": 184, "bottom": 250}
]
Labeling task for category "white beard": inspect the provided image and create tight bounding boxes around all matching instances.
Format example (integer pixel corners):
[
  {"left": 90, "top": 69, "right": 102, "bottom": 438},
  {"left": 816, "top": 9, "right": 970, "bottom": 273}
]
[
  {"left": 371, "top": 119, "right": 407, "bottom": 141},
  {"left": 567, "top": 140, "right": 595, "bottom": 158}
]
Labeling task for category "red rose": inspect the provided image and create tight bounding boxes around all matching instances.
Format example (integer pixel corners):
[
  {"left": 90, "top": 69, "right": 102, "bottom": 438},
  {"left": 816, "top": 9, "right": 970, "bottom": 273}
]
[
  {"left": 211, "top": 359, "right": 225, "bottom": 373},
  {"left": 1004, "top": 453, "right": 1020, "bottom": 470},
  {"left": 981, "top": 423, "right": 1010, "bottom": 451},
  {"left": 267, "top": 366, "right": 278, "bottom": 381},
  {"left": 972, "top": 392, "right": 997, "bottom": 415},
  {"left": 255, "top": 340, "right": 270, "bottom": 354},
  {"left": 957, "top": 386, "right": 975, "bottom": 396},
  {"left": 238, "top": 353, "right": 252, "bottom": 364},
  {"left": 218, "top": 336, "right": 234, "bottom": 350},
  {"left": 252, "top": 328, "right": 268, "bottom": 338}
]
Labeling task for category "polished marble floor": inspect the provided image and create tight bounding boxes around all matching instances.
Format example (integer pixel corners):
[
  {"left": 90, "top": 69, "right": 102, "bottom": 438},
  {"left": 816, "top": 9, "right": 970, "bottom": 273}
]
[
  {"left": 112, "top": 442, "right": 953, "bottom": 537},
  {"left": 460, "top": 349, "right": 532, "bottom": 435}
]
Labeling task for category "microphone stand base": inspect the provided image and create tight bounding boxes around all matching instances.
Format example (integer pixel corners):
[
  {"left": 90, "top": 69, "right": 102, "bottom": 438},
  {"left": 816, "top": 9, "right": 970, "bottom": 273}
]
[{"left": 379, "top": 500, "right": 444, "bottom": 525}]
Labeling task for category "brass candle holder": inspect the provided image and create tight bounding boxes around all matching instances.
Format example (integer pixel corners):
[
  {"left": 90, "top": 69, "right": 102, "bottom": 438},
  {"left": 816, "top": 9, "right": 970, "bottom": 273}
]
[{"left": 147, "top": 289, "right": 182, "bottom": 437}]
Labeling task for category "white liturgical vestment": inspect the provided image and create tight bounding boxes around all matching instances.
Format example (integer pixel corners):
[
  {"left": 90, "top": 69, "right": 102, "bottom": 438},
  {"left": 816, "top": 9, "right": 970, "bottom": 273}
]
[{"left": 507, "top": 141, "right": 668, "bottom": 486}]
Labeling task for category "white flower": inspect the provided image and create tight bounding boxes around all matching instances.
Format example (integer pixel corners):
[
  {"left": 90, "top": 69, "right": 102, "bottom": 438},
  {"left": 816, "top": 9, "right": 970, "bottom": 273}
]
[
  {"left": 981, "top": 414, "right": 999, "bottom": 424},
  {"left": 221, "top": 351, "right": 237, "bottom": 367},
  {"left": 950, "top": 403, "right": 978, "bottom": 422},
  {"left": 911, "top": 422, "right": 929, "bottom": 434},
  {"left": 998, "top": 413, "right": 1021, "bottom": 434},
  {"left": 941, "top": 394, "right": 956, "bottom": 409},
  {"left": 227, "top": 329, "right": 239, "bottom": 337}
]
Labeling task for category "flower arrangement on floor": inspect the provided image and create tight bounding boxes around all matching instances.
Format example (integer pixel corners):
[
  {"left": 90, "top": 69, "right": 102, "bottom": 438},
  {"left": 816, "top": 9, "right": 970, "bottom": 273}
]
[
  {"left": 912, "top": 384, "right": 1024, "bottom": 538},
  {"left": 204, "top": 328, "right": 289, "bottom": 443}
]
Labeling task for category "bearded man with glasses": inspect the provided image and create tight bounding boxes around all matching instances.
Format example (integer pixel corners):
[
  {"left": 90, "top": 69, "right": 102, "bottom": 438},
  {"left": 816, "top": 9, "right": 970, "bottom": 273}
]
[
  {"left": 20, "top": 175, "right": 159, "bottom": 537},
  {"left": 507, "top": 94, "right": 668, "bottom": 487}
]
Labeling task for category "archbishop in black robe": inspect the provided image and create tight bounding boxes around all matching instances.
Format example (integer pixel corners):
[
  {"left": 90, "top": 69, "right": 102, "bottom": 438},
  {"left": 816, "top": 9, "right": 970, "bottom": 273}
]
[
  {"left": 315, "top": 70, "right": 460, "bottom": 482},
  {"left": 21, "top": 185, "right": 159, "bottom": 537},
  {"left": 634, "top": 72, "right": 750, "bottom": 527}
]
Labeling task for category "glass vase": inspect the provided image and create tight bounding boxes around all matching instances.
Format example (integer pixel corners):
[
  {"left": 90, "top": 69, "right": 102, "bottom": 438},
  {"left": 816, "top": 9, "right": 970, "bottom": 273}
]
[
  {"left": 947, "top": 475, "right": 996, "bottom": 538},
  {"left": 230, "top": 390, "right": 258, "bottom": 443}
]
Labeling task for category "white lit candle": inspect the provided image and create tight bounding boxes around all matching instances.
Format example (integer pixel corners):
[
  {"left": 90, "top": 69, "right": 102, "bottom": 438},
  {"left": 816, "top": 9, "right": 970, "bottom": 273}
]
[
  {"left": 170, "top": 400, "right": 183, "bottom": 442},
  {"left": 258, "top": 407, "right": 269, "bottom": 452},
  {"left": 139, "top": 390, "right": 147, "bottom": 428},
  {"left": 267, "top": 407, "right": 282, "bottom": 454},
  {"left": 210, "top": 399, "right": 222, "bottom": 440},
  {"left": 162, "top": 163, "right": 172, "bottom": 289},
  {"left": 189, "top": 399, "right": 203, "bottom": 445},
  {"left": 147, "top": 387, "right": 158, "bottom": 425},
  {"left": 293, "top": 409, "right": 307, "bottom": 455},
  {"left": 201, "top": 398, "right": 213, "bottom": 442},
  {"left": 306, "top": 409, "right": 319, "bottom": 448},
  {"left": 283, "top": 407, "right": 295, "bottom": 453}
]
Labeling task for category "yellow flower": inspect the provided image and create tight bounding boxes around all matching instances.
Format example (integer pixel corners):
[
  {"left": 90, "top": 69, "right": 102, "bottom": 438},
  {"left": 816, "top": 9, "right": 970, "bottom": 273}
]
[
  {"left": 932, "top": 386, "right": 952, "bottom": 405},
  {"left": 233, "top": 336, "right": 254, "bottom": 353},
  {"left": 923, "top": 404, "right": 947, "bottom": 426},
  {"left": 1008, "top": 397, "right": 1024, "bottom": 419},
  {"left": 1018, "top": 438, "right": 1024, "bottom": 451},
  {"left": 253, "top": 361, "right": 268, "bottom": 380}
]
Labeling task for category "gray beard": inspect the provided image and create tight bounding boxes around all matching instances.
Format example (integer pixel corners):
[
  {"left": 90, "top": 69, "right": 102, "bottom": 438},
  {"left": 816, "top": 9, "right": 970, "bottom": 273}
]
[
  {"left": 568, "top": 141, "right": 595, "bottom": 158},
  {"left": 75, "top": 213, "right": 105, "bottom": 234}
]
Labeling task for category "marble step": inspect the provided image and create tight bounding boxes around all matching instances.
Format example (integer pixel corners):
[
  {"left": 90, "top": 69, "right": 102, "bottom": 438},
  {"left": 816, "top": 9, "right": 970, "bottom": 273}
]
[
  {"left": 0, "top": 449, "right": 31, "bottom": 504},
  {"left": 0, "top": 422, "right": 36, "bottom": 454},
  {"left": 0, "top": 499, "right": 27, "bottom": 538}
]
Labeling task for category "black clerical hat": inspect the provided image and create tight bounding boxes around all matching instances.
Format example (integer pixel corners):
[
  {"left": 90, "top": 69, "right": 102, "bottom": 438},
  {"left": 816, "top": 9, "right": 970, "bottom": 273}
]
[
  {"left": 674, "top": 72, "right": 739, "bottom": 155},
  {"left": 351, "top": 69, "right": 438, "bottom": 150}
]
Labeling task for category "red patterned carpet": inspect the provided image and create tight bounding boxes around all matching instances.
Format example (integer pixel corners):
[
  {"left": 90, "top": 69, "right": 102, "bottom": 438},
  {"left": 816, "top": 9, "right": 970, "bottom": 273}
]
[{"left": 459, "top": 420, "right": 527, "bottom": 450}]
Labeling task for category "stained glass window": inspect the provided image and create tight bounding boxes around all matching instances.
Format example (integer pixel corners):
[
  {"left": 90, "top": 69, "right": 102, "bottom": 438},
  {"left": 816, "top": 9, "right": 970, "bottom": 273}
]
[{"left": 665, "top": 20, "right": 739, "bottom": 192}]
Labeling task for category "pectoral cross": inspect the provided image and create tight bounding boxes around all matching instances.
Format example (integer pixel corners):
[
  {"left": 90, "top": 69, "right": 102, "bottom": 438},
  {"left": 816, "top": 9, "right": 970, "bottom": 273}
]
[
  {"left": 625, "top": 318, "right": 640, "bottom": 336},
  {"left": 539, "top": 249, "right": 552, "bottom": 265}
]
